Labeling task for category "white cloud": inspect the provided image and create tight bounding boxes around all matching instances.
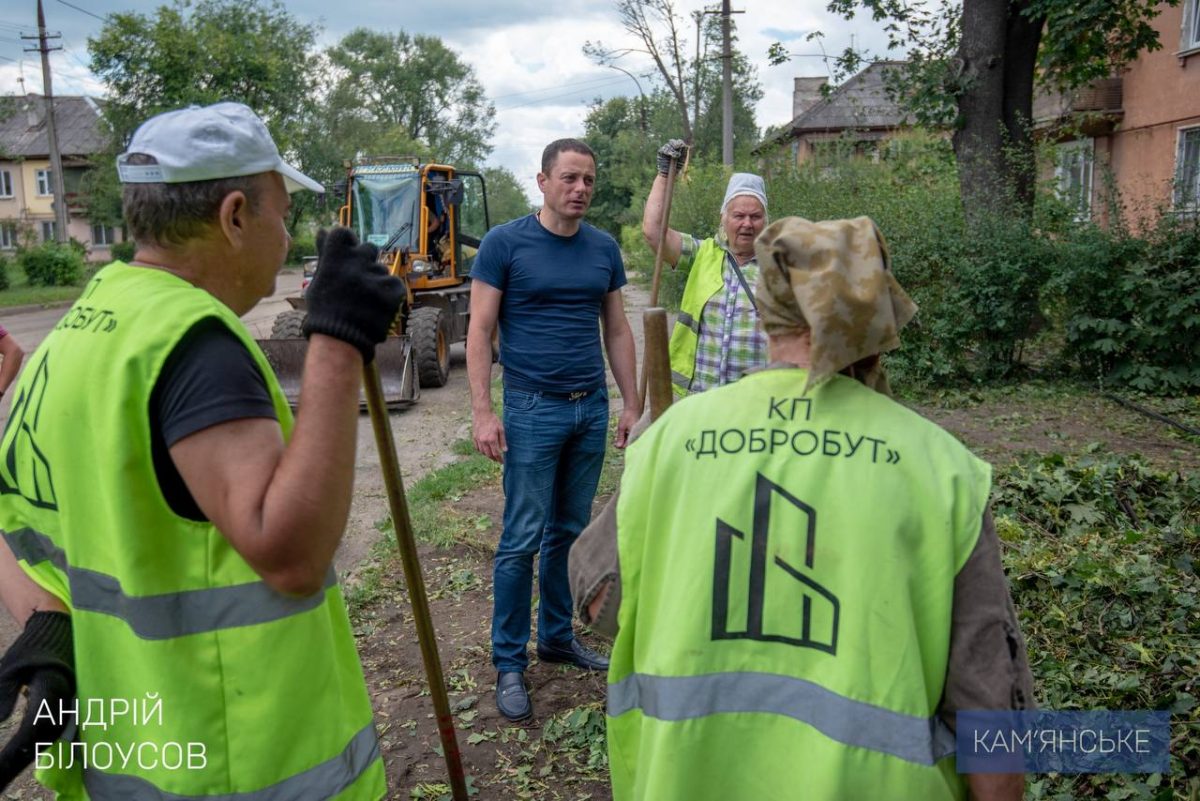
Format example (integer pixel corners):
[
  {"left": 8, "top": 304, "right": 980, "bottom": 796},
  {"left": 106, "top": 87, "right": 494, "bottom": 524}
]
[{"left": 0, "top": 0, "right": 897, "bottom": 202}]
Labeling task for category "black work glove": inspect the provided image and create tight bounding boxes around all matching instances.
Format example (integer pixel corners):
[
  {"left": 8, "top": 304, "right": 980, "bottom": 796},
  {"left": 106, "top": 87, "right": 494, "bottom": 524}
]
[
  {"left": 656, "top": 139, "right": 688, "bottom": 176},
  {"left": 302, "top": 227, "right": 406, "bottom": 365},
  {"left": 0, "top": 611, "right": 75, "bottom": 791}
]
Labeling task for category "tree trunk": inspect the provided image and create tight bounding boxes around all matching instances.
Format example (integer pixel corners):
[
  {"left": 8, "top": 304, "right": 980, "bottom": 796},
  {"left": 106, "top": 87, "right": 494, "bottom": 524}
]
[
  {"left": 1000, "top": 1, "right": 1044, "bottom": 212},
  {"left": 953, "top": 0, "right": 1013, "bottom": 226}
]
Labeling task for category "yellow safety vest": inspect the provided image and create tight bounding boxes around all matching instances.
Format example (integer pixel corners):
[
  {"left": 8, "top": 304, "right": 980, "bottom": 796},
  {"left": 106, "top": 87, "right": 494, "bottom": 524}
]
[
  {"left": 667, "top": 238, "right": 726, "bottom": 397},
  {"left": 0, "top": 262, "right": 385, "bottom": 800},
  {"left": 608, "top": 367, "right": 990, "bottom": 800}
]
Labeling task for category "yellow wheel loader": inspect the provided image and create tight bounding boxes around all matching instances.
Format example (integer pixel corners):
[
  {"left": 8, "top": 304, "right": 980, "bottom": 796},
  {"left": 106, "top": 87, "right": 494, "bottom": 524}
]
[{"left": 258, "top": 157, "right": 491, "bottom": 406}]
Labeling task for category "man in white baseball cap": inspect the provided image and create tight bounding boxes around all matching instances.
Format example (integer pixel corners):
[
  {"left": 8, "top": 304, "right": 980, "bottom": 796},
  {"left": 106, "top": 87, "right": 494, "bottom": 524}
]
[
  {"left": 0, "top": 101, "right": 400, "bottom": 799},
  {"left": 117, "top": 101, "right": 324, "bottom": 193},
  {"left": 643, "top": 140, "right": 771, "bottom": 397}
]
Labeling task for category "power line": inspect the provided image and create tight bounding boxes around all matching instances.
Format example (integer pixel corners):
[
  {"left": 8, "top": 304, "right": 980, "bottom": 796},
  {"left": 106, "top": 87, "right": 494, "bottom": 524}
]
[
  {"left": 490, "top": 72, "right": 649, "bottom": 102},
  {"left": 496, "top": 76, "right": 634, "bottom": 111},
  {"left": 56, "top": 0, "right": 107, "bottom": 22}
]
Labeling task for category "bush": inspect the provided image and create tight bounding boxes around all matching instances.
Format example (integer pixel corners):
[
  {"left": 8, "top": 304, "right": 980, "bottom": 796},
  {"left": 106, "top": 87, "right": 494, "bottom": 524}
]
[
  {"left": 110, "top": 240, "right": 136, "bottom": 263},
  {"left": 19, "top": 242, "right": 85, "bottom": 286},
  {"left": 288, "top": 229, "right": 317, "bottom": 264},
  {"left": 635, "top": 131, "right": 1196, "bottom": 393},
  {"left": 0, "top": 254, "right": 10, "bottom": 291},
  {"left": 1048, "top": 215, "right": 1200, "bottom": 393}
]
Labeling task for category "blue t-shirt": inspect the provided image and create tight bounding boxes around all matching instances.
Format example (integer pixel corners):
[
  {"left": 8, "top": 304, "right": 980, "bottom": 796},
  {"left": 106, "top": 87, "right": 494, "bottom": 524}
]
[{"left": 472, "top": 214, "right": 626, "bottom": 393}]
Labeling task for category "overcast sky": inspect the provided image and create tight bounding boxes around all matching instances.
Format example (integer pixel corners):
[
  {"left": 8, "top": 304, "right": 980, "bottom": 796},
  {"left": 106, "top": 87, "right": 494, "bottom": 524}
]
[{"left": 0, "top": 0, "right": 891, "bottom": 199}]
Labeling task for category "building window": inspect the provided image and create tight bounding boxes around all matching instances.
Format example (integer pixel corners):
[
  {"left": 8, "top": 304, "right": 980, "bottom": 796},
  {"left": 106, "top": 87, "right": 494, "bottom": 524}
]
[
  {"left": 1185, "top": 0, "right": 1200, "bottom": 51},
  {"left": 40, "top": 221, "right": 55, "bottom": 242},
  {"left": 91, "top": 224, "right": 114, "bottom": 246},
  {"left": 35, "top": 169, "right": 53, "bottom": 197},
  {"left": 1055, "top": 139, "right": 1094, "bottom": 221},
  {"left": 1176, "top": 127, "right": 1200, "bottom": 212},
  {"left": 0, "top": 171, "right": 12, "bottom": 198},
  {"left": 0, "top": 224, "right": 16, "bottom": 250}
]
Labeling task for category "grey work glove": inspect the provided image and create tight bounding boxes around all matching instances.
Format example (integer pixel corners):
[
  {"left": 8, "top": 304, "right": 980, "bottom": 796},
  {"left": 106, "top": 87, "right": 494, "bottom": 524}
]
[
  {"left": 656, "top": 139, "right": 688, "bottom": 176},
  {"left": 0, "top": 611, "right": 75, "bottom": 791},
  {"left": 302, "top": 227, "right": 406, "bottom": 365}
]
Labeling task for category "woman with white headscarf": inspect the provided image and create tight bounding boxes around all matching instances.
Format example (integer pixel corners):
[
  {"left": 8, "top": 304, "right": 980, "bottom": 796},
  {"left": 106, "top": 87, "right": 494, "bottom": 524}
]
[{"left": 643, "top": 140, "right": 770, "bottom": 397}]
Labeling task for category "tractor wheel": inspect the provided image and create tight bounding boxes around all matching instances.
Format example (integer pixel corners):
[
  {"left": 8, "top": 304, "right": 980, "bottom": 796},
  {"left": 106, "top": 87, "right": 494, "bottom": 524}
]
[
  {"left": 270, "top": 309, "right": 307, "bottom": 339},
  {"left": 410, "top": 305, "right": 450, "bottom": 388}
]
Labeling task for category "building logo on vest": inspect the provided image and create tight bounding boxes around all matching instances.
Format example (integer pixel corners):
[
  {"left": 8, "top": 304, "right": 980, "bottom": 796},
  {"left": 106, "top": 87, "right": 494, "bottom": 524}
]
[
  {"left": 0, "top": 352, "right": 58, "bottom": 510},
  {"left": 712, "top": 473, "right": 839, "bottom": 654}
]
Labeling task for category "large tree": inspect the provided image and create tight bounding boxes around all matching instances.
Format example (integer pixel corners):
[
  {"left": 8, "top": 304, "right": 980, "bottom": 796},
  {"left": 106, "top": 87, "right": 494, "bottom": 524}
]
[
  {"left": 816, "top": 0, "right": 1178, "bottom": 222},
  {"left": 480, "top": 167, "right": 534, "bottom": 226},
  {"left": 584, "top": 0, "right": 761, "bottom": 160},
  {"left": 324, "top": 29, "right": 496, "bottom": 167},
  {"left": 86, "top": 0, "right": 319, "bottom": 229},
  {"left": 89, "top": 0, "right": 317, "bottom": 149}
]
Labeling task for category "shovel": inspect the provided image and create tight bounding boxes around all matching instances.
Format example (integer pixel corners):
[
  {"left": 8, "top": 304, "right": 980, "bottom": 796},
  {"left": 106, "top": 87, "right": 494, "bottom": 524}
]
[
  {"left": 638, "top": 156, "right": 680, "bottom": 411},
  {"left": 362, "top": 361, "right": 468, "bottom": 801}
]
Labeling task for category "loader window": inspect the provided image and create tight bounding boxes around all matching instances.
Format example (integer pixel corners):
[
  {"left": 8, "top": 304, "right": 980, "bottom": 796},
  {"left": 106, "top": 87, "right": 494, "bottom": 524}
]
[
  {"left": 351, "top": 173, "right": 421, "bottom": 251},
  {"left": 456, "top": 173, "right": 490, "bottom": 275}
]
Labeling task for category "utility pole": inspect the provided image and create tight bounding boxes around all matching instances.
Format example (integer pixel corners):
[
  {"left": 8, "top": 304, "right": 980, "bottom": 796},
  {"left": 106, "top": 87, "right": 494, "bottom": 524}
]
[
  {"left": 718, "top": 1, "right": 744, "bottom": 168},
  {"left": 24, "top": 0, "right": 69, "bottom": 243}
]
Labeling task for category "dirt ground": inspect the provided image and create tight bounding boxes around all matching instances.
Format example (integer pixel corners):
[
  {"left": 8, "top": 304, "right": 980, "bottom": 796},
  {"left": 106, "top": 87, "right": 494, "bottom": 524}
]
[{"left": 3, "top": 275, "right": 1196, "bottom": 800}]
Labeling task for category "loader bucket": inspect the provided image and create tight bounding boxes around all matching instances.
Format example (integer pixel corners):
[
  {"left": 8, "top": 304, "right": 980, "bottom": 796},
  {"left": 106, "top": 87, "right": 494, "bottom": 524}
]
[{"left": 255, "top": 336, "right": 419, "bottom": 409}]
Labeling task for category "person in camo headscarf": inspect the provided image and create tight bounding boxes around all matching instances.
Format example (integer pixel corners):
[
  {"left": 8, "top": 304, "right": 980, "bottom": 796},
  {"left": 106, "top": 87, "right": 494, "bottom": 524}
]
[{"left": 570, "top": 216, "right": 1035, "bottom": 801}]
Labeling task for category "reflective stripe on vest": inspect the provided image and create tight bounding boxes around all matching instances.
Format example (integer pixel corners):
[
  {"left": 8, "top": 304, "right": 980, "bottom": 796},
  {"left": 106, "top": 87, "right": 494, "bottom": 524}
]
[
  {"left": 82, "top": 722, "right": 380, "bottom": 801},
  {"left": 608, "top": 671, "right": 957, "bottom": 767},
  {"left": 3, "top": 528, "right": 336, "bottom": 640}
]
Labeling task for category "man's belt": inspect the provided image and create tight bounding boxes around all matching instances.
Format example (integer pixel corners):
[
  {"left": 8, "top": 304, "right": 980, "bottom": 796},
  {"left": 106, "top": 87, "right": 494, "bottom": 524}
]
[{"left": 539, "top": 388, "right": 596, "bottom": 401}]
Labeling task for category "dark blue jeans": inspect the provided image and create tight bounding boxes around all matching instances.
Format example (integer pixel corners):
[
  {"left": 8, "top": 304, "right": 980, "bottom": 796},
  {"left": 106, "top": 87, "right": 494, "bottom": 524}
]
[{"left": 491, "top": 386, "right": 608, "bottom": 673}]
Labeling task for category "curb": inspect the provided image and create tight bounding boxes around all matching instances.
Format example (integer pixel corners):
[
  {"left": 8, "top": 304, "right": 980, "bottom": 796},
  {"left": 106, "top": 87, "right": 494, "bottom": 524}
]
[{"left": 0, "top": 299, "right": 75, "bottom": 318}]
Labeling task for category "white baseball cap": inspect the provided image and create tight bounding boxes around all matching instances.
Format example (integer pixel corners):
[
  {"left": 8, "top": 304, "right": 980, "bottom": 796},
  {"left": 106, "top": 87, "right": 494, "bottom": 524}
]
[{"left": 117, "top": 102, "right": 323, "bottom": 194}]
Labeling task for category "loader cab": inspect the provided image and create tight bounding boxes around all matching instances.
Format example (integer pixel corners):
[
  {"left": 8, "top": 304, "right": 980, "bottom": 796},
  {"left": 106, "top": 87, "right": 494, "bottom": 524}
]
[{"left": 339, "top": 158, "right": 490, "bottom": 291}]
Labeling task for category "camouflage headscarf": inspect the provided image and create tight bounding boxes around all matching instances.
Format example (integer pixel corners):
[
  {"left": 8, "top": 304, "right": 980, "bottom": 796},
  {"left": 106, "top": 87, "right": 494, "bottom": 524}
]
[{"left": 753, "top": 216, "right": 917, "bottom": 395}]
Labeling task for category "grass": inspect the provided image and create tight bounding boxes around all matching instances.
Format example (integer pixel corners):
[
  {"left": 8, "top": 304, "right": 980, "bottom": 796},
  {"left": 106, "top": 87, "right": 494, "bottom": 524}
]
[
  {"left": 0, "top": 258, "right": 94, "bottom": 308},
  {"left": 0, "top": 260, "right": 304, "bottom": 311}
]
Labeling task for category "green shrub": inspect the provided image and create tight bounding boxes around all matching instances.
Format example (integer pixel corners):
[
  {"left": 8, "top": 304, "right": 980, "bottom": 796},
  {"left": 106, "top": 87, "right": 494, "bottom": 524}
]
[
  {"left": 110, "top": 240, "right": 136, "bottom": 263},
  {"left": 288, "top": 230, "right": 317, "bottom": 264},
  {"left": 0, "top": 254, "right": 10, "bottom": 291},
  {"left": 1048, "top": 215, "right": 1200, "bottom": 393},
  {"left": 993, "top": 451, "right": 1199, "bottom": 797},
  {"left": 19, "top": 242, "right": 86, "bottom": 286},
  {"left": 621, "top": 224, "right": 690, "bottom": 310}
]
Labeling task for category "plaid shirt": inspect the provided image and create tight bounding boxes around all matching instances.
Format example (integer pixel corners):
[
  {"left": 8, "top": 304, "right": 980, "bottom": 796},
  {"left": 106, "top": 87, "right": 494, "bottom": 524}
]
[{"left": 679, "top": 234, "right": 768, "bottom": 393}]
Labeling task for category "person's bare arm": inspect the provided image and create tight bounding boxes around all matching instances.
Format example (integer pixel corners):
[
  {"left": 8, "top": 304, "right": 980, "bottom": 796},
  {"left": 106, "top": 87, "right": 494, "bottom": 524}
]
[
  {"left": 642, "top": 174, "right": 684, "bottom": 267},
  {"left": 466, "top": 280, "right": 505, "bottom": 463},
  {"left": 0, "top": 334, "right": 24, "bottom": 398},
  {"left": 601, "top": 290, "right": 639, "bottom": 448},
  {"left": 0, "top": 539, "right": 67, "bottom": 625},
  {"left": 169, "top": 334, "right": 362, "bottom": 596}
]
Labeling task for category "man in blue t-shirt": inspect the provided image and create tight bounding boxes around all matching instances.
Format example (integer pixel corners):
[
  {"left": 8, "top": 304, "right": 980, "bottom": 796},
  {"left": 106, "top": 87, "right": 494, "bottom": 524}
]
[{"left": 466, "top": 138, "right": 639, "bottom": 722}]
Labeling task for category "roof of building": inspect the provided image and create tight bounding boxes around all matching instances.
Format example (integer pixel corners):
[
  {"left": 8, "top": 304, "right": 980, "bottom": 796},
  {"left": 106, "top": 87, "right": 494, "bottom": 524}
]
[
  {"left": 787, "top": 61, "right": 911, "bottom": 135},
  {"left": 0, "top": 94, "right": 108, "bottom": 159}
]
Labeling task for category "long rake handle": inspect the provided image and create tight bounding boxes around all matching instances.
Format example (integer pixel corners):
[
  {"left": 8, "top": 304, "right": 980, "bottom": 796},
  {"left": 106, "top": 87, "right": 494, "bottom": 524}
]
[
  {"left": 639, "top": 159, "right": 679, "bottom": 411},
  {"left": 362, "top": 361, "right": 468, "bottom": 801}
]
